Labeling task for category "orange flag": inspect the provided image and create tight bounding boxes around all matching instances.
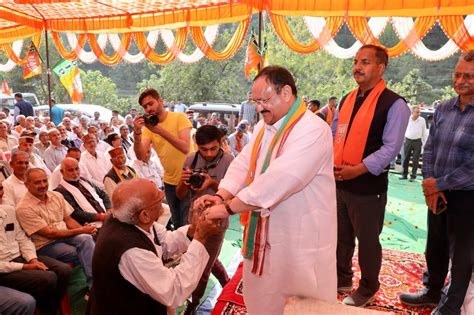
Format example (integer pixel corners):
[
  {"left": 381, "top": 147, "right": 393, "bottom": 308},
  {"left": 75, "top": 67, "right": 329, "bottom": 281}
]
[
  {"left": 245, "top": 31, "right": 262, "bottom": 79},
  {"left": 23, "top": 41, "right": 42, "bottom": 79},
  {"left": 1, "top": 80, "right": 12, "bottom": 95}
]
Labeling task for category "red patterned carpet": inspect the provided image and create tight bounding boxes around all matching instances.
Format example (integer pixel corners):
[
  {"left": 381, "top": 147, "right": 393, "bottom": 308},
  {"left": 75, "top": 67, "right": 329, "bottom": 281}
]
[{"left": 212, "top": 249, "right": 434, "bottom": 314}]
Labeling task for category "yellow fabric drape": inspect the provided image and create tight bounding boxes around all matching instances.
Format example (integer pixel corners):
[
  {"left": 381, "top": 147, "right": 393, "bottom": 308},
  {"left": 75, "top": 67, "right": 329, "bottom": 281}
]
[
  {"left": 86, "top": 33, "right": 132, "bottom": 65},
  {"left": 134, "top": 28, "right": 187, "bottom": 64},
  {"left": 52, "top": 32, "right": 88, "bottom": 60},
  {"left": 269, "top": 13, "right": 344, "bottom": 54},
  {"left": 439, "top": 16, "right": 474, "bottom": 51},
  {"left": 189, "top": 17, "right": 250, "bottom": 60},
  {"left": 346, "top": 16, "right": 437, "bottom": 57},
  {"left": 0, "top": 33, "right": 42, "bottom": 66}
]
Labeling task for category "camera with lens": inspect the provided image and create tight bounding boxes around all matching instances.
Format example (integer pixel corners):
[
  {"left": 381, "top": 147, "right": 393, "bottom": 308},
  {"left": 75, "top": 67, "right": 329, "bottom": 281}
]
[
  {"left": 143, "top": 113, "right": 159, "bottom": 126},
  {"left": 188, "top": 168, "right": 207, "bottom": 189}
]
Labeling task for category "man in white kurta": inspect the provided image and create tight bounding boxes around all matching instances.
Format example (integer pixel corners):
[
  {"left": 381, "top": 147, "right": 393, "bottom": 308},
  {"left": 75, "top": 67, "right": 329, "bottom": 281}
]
[
  {"left": 79, "top": 134, "right": 111, "bottom": 189},
  {"left": 198, "top": 66, "right": 337, "bottom": 315}
]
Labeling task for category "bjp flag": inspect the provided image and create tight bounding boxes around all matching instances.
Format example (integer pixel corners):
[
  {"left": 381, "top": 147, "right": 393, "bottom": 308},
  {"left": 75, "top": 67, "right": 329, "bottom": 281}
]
[
  {"left": 53, "top": 59, "right": 83, "bottom": 104},
  {"left": 23, "top": 41, "right": 42, "bottom": 79},
  {"left": 244, "top": 31, "right": 262, "bottom": 79}
]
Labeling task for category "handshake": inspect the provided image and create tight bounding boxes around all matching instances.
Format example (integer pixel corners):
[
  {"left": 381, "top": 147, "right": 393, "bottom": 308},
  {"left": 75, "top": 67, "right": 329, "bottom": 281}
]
[{"left": 188, "top": 194, "right": 228, "bottom": 248}]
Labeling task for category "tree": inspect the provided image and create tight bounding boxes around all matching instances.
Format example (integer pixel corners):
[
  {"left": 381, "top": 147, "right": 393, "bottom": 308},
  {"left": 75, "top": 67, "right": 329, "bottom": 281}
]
[
  {"left": 389, "top": 69, "right": 432, "bottom": 104},
  {"left": 81, "top": 70, "right": 132, "bottom": 114}
]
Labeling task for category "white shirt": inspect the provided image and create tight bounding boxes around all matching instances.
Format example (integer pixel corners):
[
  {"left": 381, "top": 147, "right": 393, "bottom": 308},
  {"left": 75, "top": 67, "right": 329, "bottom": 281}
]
[
  {"left": 43, "top": 144, "right": 67, "bottom": 172},
  {"left": 0, "top": 204, "right": 37, "bottom": 273},
  {"left": 405, "top": 116, "right": 427, "bottom": 142},
  {"left": 79, "top": 150, "right": 111, "bottom": 189},
  {"left": 118, "top": 223, "right": 209, "bottom": 307},
  {"left": 79, "top": 140, "right": 111, "bottom": 154},
  {"left": 0, "top": 135, "right": 18, "bottom": 152},
  {"left": 132, "top": 158, "right": 164, "bottom": 189},
  {"left": 29, "top": 152, "right": 51, "bottom": 176},
  {"left": 3, "top": 174, "right": 27, "bottom": 206}
]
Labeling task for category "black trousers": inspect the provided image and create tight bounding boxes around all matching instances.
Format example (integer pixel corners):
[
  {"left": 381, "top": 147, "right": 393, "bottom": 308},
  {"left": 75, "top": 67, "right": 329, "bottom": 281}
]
[
  {"left": 0, "top": 255, "right": 72, "bottom": 314},
  {"left": 402, "top": 138, "right": 422, "bottom": 179},
  {"left": 336, "top": 188, "right": 387, "bottom": 297},
  {"left": 423, "top": 190, "right": 474, "bottom": 314}
]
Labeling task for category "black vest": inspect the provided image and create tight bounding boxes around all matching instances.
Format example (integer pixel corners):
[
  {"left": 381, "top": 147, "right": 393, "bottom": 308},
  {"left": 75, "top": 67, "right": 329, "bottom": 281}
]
[
  {"left": 15, "top": 100, "right": 34, "bottom": 117},
  {"left": 103, "top": 166, "right": 136, "bottom": 183},
  {"left": 337, "top": 88, "right": 402, "bottom": 194},
  {"left": 88, "top": 217, "right": 167, "bottom": 315}
]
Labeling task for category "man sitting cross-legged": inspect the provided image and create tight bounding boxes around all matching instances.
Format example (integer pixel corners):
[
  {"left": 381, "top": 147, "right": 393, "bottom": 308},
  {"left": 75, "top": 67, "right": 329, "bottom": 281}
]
[
  {"left": 55, "top": 158, "right": 111, "bottom": 228},
  {"left": 16, "top": 168, "right": 96, "bottom": 297},
  {"left": 0, "top": 181, "right": 72, "bottom": 314}
]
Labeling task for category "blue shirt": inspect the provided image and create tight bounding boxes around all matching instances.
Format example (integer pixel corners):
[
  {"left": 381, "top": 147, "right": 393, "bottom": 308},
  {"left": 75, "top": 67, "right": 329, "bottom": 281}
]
[
  {"left": 331, "top": 97, "right": 410, "bottom": 176},
  {"left": 422, "top": 97, "right": 474, "bottom": 191},
  {"left": 51, "top": 106, "right": 64, "bottom": 126}
]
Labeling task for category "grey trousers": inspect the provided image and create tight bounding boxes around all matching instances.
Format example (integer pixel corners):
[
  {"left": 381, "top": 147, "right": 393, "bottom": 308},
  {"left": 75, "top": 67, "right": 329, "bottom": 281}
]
[{"left": 336, "top": 188, "right": 387, "bottom": 297}]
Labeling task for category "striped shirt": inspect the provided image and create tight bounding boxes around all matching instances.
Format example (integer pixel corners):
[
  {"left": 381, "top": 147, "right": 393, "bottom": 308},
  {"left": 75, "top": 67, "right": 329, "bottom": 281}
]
[{"left": 422, "top": 97, "right": 474, "bottom": 191}]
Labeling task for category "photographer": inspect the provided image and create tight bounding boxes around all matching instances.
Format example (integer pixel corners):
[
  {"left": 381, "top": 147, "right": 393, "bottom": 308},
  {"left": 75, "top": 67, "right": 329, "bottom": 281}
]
[
  {"left": 176, "top": 125, "right": 234, "bottom": 314},
  {"left": 134, "top": 88, "right": 193, "bottom": 229}
]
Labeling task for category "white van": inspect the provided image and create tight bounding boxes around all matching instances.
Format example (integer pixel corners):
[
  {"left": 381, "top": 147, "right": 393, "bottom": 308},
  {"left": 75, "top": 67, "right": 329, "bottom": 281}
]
[
  {"left": 0, "top": 93, "right": 41, "bottom": 110},
  {"left": 34, "top": 104, "right": 123, "bottom": 122}
]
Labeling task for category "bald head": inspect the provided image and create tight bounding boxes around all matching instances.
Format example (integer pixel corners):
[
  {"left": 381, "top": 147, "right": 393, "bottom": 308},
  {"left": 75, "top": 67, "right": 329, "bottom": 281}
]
[
  {"left": 60, "top": 157, "right": 80, "bottom": 181},
  {"left": 113, "top": 179, "right": 165, "bottom": 225}
]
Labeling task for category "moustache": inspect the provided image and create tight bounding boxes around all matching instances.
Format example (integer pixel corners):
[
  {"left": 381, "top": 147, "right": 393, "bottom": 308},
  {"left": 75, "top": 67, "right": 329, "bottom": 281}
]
[
  {"left": 260, "top": 110, "right": 270, "bottom": 114},
  {"left": 353, "top": 71, "right": 364, "bottom": 76}
]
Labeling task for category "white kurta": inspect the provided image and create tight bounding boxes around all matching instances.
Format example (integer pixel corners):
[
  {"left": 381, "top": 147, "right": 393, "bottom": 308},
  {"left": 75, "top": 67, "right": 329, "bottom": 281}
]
[
  {"left": 79, "top": 150, "right": 111, "bottom": 189},
  {"left": 219, "top": 111, "right": 337, "bottom": 315},
  {"left": 3, "top": 174, "right": 27, "bottom": 206}
]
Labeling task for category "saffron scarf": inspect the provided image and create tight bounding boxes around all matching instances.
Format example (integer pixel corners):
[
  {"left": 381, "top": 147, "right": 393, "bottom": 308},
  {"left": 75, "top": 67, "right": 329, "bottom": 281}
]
[
  {"left": 241, "top": 98, "right": 306, "bottom": 275},
  {"left": 235, "top": 132, "right": 243, "bottom": 153},
  {"left": 334, "top": 80, "right": 386, "bottom": 166}
]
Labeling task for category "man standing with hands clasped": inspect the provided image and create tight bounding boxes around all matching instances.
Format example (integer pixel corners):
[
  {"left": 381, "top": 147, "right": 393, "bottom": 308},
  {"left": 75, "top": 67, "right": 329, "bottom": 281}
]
[
  {"left": 399, "top": 50, "right": 474, "bottom": 315},
  {"left": 195, "top": 66, "right": 337, "bottom": 315},
  {"left": 332, "top": 45, "right": 410, "bottom": 307}
]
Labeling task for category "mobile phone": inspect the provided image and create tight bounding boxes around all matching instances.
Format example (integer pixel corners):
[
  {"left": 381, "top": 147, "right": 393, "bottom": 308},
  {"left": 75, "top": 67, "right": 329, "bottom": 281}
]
[{"left": 435, "top": 198, "right": 447, "bottom": 215}]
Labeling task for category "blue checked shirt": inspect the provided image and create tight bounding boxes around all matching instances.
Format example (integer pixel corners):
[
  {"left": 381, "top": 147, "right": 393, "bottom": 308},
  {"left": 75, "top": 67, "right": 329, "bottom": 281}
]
[{"left": 422, "top": 97, "right": 474, "bottom": 191}]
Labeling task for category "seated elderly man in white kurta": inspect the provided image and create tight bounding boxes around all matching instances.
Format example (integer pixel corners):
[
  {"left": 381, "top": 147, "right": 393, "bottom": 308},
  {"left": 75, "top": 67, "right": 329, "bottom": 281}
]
[{"left": 197, "top": 66, "right": 337, "bottom": 315}]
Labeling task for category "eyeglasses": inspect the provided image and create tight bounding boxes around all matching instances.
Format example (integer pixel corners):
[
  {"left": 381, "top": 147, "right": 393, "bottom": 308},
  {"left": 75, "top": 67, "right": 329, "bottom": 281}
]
[
  {"left": 453, "top": 72, "right": 474, "bottom": 80},
  {"left": 251, "top": 93, "right": 276, "bottom": 106}
]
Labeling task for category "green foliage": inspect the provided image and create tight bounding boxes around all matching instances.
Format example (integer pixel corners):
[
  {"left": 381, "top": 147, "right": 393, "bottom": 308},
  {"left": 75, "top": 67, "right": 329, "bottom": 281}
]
[
  {"left": 81, "top": 70, "right": 132, "bottom": 114},
  {"left": 0, "top": 17, "right": 462, "bottom": 108},
  {"left": 389, "top": 69, "right": 433, "bottom": 104}
]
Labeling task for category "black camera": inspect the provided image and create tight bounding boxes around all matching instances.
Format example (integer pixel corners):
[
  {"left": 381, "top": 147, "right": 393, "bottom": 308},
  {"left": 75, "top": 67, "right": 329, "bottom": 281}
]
[
  {"left": 188, "top": 168, "right": 207, "bottom": 189},
  {"left": 143, "top": 113, "right": 159, "bottom": 126}
]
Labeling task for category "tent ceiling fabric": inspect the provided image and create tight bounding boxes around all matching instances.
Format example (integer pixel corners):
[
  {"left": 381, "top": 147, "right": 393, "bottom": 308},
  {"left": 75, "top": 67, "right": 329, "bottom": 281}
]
[
  {"left": 0, "top": 0, "right": 256, "bottom": 35},
  {"left": 2, "top": 0, "right": 474, "bottom": 37}
]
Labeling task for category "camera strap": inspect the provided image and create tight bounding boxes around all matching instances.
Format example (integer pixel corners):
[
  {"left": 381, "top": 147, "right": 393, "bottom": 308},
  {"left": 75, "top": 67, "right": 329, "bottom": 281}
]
[{"left": 190, "top": 149, "right": 224, "bottom": 171}]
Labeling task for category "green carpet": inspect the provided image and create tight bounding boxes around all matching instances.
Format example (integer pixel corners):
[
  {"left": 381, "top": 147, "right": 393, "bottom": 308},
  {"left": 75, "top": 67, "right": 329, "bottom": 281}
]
[
  {"left": 69, "top": 171, "right": 428, "bottom": 314},
  {"left": 381, "top": 172, "right": 428, "bottom": 254}
]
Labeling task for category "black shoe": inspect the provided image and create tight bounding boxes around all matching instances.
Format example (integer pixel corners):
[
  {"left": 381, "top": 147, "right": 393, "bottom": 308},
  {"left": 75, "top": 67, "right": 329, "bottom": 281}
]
[
  {"left": 399, "top": 176, "right": 408, "bottom": 180},
  {"left": 399, "top": 289, "right": 440, "bottom": 307}
]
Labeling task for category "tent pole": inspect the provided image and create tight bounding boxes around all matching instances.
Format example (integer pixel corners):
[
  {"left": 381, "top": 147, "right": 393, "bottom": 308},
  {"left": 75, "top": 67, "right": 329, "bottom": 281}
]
[
  {"left": 258, "top": 11, "right": 262, "bottom": 70},
  {"left": 44, "top": 29, "right": 52, "bottom": 118}
]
